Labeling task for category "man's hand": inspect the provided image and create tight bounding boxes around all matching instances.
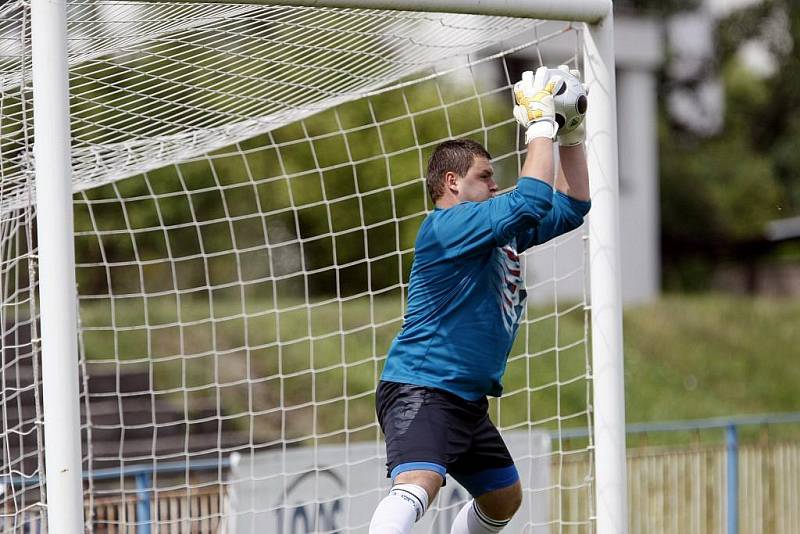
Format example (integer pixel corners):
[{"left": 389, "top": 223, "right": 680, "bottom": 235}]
[
  {"left": 555, "top": 64, "right": 588, "bottom": 147},
  {"left": 513, "top": 66, "right": 563, "bottom": 144}
]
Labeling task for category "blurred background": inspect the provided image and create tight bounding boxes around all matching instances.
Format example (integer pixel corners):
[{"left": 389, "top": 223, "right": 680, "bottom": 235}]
[
  {"left": 616, "top": 0, "right": 800, "bottom": 298},
  {"left": 591, "top": 0, "right": 800, "bottom": 423}
]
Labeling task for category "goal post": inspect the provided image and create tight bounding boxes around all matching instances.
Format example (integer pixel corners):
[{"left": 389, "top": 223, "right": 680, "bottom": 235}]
[
  {"left": 8, "top": 0, "right": 625, "bottom": 532},
  {"left": 187, "top": 0, "right": 613, "bottom": 23},
  {"left": 29, "top": 0, "right": 84, "bottom": 532},
  {"left": 582, "top": 13, "right": 628, "bottom": 534}
]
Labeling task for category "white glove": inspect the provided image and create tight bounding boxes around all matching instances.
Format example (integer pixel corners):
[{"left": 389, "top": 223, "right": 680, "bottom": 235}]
[
  {"left": 513, "top": 66, "right": 563, "bottom": 143},
  {"left": 555, "top": 64, "right": 588, "bottom": 147}
]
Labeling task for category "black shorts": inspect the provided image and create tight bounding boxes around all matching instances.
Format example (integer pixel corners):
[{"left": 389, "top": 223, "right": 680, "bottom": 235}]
[{"left": 375, "top": 381, "right": 518, "bottom": 497}]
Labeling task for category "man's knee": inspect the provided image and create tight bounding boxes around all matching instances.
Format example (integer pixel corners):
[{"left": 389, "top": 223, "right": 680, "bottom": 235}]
[
  {"left": 369, "top": 471, "right": 444, "bottom": 534},
  {"left": 475, "top": 480, "right": 522, "bottom": 520},
  {"left": 394, "top": 469, "right": 444, "bottom": 505}
]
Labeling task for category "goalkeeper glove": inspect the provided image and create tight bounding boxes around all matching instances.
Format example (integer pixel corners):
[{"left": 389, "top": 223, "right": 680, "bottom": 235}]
[
  {"left": 555, "top": 64, "right": 588, "bottom": 147},
  {"left": 513, "top": 66, "right": 563, "bottom": 143}
]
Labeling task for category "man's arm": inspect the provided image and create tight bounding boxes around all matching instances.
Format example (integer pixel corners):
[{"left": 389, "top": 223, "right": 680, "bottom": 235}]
[
  {"left": 514, "top": 66, "right": 561, "bottom": 186},
  {"left": 555, "top": 144, "right": 590, "bottom": 201},
  {"left": 512, "top": 66, "right": 591, "bottom": 252},
  {"left": 521, "top": 137, "right": 555, "bottom": 186},
  {"left": 553, "top": 64, "right": 590, "bottom": 201},
  {"left": 516, "top": 144, "right": 590, "bottom": 252}
]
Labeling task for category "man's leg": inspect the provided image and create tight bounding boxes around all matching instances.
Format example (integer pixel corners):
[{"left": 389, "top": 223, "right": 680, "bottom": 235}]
[
  {"left": 450, "top": 480, "right": 522, "bottom": 534},
  {"left": 448, "top": 403, "right": 521, "bottom": 534},
  {"left": 369, "top": 469, "right": 443, "bottom": 534},
  {"left": 372, "top": 382, "right": 457, "bottom": 534}
]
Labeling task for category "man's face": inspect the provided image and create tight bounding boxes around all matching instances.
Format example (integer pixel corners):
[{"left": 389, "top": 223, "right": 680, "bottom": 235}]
[{"left": 455, "top": 156, "right": 497, "bottom": 203}]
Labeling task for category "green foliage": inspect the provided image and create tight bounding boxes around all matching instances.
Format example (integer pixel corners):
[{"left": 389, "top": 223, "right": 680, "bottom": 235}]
[
  {"left": 718, "top": 0, "right": 800, "bottom": 213},
  {"left": 73, "top": 65, "right": 513, "bottom": 299},
  {"left": 660, "top": 111, "right": 782, "bottom": 244},
  {"left": 662, "top": 25, "right": 786, "bottom": 244}
]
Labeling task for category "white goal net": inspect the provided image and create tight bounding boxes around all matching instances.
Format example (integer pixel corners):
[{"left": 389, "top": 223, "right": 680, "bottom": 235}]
[{"left": 0, "top": 1, "right": 607, "bottom": 532}]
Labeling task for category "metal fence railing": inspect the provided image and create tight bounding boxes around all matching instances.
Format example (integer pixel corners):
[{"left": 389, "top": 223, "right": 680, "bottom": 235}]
[{"left": 553, "top": 413, "right": 800, "bottom": 534}]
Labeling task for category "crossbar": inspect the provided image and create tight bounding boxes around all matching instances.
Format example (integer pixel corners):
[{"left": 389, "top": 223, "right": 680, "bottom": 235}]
[{"left": 184, "top": 0, "right": 612, "bottom": 23}]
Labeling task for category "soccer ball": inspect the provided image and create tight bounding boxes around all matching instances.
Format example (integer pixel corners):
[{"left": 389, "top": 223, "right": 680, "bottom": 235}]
[{"left": 550, "top": 68, "right": 587, "bottom": 134}]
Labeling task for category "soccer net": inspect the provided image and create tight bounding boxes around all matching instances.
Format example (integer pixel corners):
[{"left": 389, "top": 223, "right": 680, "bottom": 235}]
[{"left": 1, "top": 1, "right": 603, "bottom": 532}]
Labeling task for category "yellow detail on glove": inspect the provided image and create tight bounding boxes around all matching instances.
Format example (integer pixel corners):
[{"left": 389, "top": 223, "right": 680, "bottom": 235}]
[{"left": 512, "top": 66, "right": 563, "bottom": 142}]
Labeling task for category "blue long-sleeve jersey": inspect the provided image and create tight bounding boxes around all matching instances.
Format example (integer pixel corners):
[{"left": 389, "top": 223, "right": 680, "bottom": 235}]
[{"left": 380, "top": 177, "right": 591, "bottom": 401}]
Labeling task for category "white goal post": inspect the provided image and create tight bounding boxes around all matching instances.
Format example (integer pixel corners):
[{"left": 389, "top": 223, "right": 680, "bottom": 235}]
[{"left": 18, "top": 0, "right": 625, "bottom": 532}]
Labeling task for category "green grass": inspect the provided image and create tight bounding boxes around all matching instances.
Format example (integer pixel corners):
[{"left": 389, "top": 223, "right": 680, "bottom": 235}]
[
  {"left": 77, "top": 292, "right": 800, "bottom": 445},
  {"left": 623, "top": 293, "right": 800, "bottom": 421},
  {"left": 623, "top": 293, "right": 800, "bottom": 446}
]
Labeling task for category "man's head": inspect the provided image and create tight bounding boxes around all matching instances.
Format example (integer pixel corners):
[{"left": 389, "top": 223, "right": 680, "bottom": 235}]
[{"left": 426, "top": 139, "right": 496, "bottom": 206}]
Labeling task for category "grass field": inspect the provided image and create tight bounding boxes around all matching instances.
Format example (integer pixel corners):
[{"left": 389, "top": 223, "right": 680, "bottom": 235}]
[
  {"left": 622, "top": 293, "right": 800, "bottom": 445},
  {"left": 623, "top": 293, "right": 800, "bottom": 422},
  {"left": 77, "top": 292, "right": 800, "bottom": 445}
]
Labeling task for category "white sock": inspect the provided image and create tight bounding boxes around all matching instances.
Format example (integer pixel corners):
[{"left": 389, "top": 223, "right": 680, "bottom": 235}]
[
  {"left": 450, "top": 499, "right": 510, "bottom": 534},
  {"left": 369, "top": 483, "right": 429, "bottom": 534}
]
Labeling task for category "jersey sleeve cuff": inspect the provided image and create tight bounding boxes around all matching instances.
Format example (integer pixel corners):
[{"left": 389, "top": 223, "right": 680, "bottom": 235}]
[
  {"left": 555, "top": 190, "right": 591, "bottom": 217},
  {"left": 518, "top": 176, "right": 554, "bottom": 191}
]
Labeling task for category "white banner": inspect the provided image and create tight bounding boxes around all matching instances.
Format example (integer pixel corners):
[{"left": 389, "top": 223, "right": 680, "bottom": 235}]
[{"left": 226, "top": 430, "right": 551, "bottom": 533}]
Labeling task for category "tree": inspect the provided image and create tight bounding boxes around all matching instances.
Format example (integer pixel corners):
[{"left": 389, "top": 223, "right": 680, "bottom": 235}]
[{"left": 659, "top": 0, "right": 798, "bottom": 290}]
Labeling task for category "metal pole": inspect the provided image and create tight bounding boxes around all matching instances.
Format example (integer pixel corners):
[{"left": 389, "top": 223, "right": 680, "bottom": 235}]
[
  {"left": 584, "top": 11, "right": 628, "bottom": 534},
  {"left": 30, "top": 0, "right": 85, "bottom": 532},
  {"left": 190, "top": 0, "right": 613, "bottom": 23},
  {"left": 136, "top": 472, "right": 153, "bottom": 534},
  {"left": 726, "top": 425, "right": 739, "bottom": 534}
]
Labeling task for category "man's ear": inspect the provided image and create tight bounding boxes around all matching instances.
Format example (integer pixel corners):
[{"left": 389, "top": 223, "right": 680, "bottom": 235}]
[{"left": 444, "top": 171, "right": 459, "bottom": 195}]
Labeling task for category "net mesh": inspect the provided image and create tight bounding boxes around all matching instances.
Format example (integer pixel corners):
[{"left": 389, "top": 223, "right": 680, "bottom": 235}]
[{"left": 0, "top": 1, "right": 595, "bottom": 532}]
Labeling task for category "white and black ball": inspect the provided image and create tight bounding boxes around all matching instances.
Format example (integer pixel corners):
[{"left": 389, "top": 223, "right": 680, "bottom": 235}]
[{"left": 549, "top": 68, "right": 588, "bottom": 134}]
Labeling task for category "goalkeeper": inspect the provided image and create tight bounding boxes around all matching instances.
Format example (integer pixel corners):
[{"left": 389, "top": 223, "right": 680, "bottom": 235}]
[{"left": 369, "top": 66, "right": 591, "bottom": 534}]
